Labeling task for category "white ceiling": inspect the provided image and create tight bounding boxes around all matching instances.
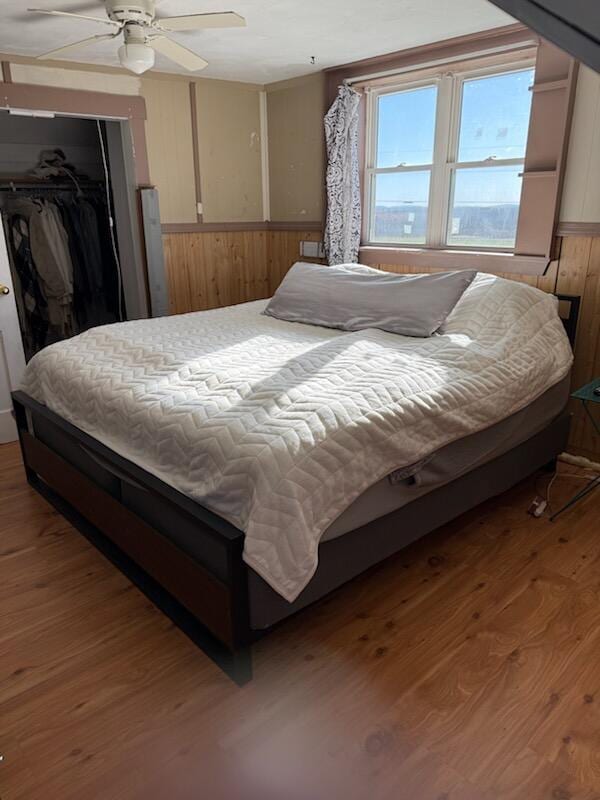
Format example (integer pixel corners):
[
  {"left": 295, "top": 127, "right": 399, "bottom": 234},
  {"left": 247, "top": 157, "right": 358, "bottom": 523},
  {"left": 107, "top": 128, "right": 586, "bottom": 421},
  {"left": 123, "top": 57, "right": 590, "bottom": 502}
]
[{"left": 0, "top": 0, "right": 514, "bottom": 84}]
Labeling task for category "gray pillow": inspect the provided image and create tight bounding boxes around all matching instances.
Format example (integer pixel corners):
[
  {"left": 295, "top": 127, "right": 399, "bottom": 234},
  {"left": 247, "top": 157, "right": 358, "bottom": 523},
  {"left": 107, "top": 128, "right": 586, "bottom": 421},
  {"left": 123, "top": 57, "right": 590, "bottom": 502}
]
[{"left": 264, "top": 262, "right": 477, "bottom": 337}]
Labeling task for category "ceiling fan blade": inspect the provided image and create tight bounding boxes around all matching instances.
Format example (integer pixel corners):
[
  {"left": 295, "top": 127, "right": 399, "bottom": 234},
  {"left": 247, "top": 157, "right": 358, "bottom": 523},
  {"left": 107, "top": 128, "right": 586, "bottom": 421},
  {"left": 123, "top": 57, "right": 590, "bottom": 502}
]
[
  {"left": 27, "top": 8, "right": 121, "bottom": 27},
  {"left": 156, "top": 12, "right": 246, "bottom": 31},
  {"left": 38, "top": 33, "right": 119, "bottom": 60},
  {"left": 150, "top": 36, "right": 208, "bottom": 72},
  {"left": 61, "top": 1, "right": 105, "bottom": 11}
]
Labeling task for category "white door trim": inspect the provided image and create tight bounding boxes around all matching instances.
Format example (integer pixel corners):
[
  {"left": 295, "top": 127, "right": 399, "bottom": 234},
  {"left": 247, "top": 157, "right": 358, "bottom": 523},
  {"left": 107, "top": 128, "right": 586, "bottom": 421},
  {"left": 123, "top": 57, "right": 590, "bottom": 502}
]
[{"left": 0, "top": 222, "right": 26, "bottom": 443}]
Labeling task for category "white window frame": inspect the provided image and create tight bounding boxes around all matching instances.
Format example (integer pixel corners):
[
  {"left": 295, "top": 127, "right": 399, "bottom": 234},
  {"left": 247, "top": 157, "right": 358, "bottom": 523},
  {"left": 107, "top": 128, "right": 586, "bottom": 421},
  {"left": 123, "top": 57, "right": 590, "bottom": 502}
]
[{"left": 364, "top": 56, "right": 536, "bottom": 252}]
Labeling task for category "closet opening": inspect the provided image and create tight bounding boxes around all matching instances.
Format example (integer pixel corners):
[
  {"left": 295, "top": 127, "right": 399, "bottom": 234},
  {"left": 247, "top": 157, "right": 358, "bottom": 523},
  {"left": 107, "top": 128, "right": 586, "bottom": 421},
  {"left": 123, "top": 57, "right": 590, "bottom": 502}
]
[{"left": 0, "top": 110, "right": 144, "bottom": 363}]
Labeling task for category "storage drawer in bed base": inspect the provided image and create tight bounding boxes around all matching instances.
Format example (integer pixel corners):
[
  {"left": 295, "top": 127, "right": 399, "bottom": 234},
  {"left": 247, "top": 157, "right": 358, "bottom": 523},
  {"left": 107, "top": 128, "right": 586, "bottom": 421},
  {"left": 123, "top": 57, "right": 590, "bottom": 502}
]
[{"left": 20, "top": 430, "right": 240, "bottom": 646}]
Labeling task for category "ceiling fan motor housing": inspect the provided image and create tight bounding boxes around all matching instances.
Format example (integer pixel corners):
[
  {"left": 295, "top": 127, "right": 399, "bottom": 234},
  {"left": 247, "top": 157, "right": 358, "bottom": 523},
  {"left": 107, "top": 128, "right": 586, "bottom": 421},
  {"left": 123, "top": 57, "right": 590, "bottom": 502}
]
[
  {"left": 106, "top": 0, "right": 155, "bottom": 26},
  {"left": 30, "top": 1, "right": 244, "bottom": 74},
  {"left": 123, "top": 22, "right": 148, "bottom": 44}
]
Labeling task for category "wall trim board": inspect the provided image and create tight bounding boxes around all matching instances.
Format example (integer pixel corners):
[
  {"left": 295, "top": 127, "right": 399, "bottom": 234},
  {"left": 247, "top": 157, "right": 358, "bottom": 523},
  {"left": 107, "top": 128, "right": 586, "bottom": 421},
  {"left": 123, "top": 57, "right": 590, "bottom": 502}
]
[
  {"left": 259, "top": 89, "right": 271, "bottom": 221},
  {"left": 0, "top": 81, "right": 146, "bottom": 119},
  {"left": 556, "top": 221, "right": 600, "bottom": 237},
  {"left": 267, "top": 221, "right": 323, "bottom": 231},
  {"left": 359, "top": 246, "right": 549, "bottom": 276},
  {"left": 188, "top": 81, "right": 203, "bottom": 221},
  {"left": 1, "top": 62, "right": 11, "bottom": 83},
  {"left": 0, "top": 81, "right": 149, "bottom": 185},
  {"left": 162, "top": 221, "right": 324, "bottom": 233},
  {"left": 163, "top": 222, "right": 268, "bottom": 233}
]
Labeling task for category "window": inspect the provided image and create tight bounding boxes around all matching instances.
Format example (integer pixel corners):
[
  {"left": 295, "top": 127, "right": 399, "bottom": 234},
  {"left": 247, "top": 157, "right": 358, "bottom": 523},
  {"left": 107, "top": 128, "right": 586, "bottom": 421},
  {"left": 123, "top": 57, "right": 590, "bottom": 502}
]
[{"left": 365, "top": 62, "right": 535, "bottom": 251}]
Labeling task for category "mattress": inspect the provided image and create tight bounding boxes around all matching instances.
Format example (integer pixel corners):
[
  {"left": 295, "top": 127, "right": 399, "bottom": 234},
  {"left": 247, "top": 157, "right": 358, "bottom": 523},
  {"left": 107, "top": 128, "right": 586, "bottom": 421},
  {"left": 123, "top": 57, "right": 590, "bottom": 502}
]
[
  {"left": 323, "top": 374, "right": 570, "bottom": 541},
  {"left": 248, "top": 411, "right": 571, "bottom": 629},
  {"left": 20, "top": 273, "right": 573, "bottom": 602}
]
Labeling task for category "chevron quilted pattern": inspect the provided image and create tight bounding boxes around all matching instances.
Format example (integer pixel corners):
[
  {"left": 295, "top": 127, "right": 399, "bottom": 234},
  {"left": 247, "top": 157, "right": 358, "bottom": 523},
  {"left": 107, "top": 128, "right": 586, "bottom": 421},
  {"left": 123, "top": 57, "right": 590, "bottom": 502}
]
[{"left": 21, "top": 273, "right": 573, "bottom": 601}]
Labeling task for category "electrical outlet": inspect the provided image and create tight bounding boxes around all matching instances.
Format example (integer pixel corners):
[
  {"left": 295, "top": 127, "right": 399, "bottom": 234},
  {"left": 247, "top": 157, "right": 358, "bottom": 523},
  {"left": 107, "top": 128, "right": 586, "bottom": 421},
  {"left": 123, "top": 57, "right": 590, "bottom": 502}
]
[
  {"left": 300, "top": 241, "right": 319, "bottom": 258},
  {"left": 300, "top": 241, "right": 325, "bottom": 259}
]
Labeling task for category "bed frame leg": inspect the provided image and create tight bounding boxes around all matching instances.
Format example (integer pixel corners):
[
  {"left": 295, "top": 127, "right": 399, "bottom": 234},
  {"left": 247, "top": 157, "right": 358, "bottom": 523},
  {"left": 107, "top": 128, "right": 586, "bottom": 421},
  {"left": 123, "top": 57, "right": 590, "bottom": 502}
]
[
  {"left": 228, "top": 646, "right": 253, "bottom": 686},
  {"left": 541, "top": 457, "right": 558, "bottom": 474},
  {"left": 12, "top": 397, "right": 37, "bottom": 485}
]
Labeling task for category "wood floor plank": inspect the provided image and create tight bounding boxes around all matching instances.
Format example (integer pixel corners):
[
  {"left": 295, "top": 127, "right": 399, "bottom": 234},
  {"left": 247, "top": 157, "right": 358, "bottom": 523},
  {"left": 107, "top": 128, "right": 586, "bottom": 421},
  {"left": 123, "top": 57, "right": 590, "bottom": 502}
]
[
  {"left": 1, "top": 441, "right": 600, "bottom": 799},
  {"left": 527, "top": 615, "right": 600, "bottom": 792}
]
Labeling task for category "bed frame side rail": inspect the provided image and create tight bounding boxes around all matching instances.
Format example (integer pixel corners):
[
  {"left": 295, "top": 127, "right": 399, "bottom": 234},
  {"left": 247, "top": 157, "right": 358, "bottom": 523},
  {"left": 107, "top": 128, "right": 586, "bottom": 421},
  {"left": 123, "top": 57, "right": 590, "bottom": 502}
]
[{"left": 11, "top": 390, "right": 255, "bottom": 685}]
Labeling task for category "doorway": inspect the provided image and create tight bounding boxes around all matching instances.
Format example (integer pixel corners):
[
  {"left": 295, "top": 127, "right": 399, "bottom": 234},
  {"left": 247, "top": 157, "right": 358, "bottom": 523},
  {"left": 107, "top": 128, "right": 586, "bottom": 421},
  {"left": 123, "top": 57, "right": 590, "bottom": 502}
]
[{"left": 0, "top": 98, "right": 149, "bottom": 443}]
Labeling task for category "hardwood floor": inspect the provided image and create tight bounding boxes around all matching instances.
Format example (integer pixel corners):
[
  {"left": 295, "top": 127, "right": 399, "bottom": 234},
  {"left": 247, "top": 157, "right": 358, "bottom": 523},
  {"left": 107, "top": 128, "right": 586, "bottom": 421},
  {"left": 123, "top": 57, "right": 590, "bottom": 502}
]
[{"left": 1, "top": 440, "right": 600, "bottom": 800}]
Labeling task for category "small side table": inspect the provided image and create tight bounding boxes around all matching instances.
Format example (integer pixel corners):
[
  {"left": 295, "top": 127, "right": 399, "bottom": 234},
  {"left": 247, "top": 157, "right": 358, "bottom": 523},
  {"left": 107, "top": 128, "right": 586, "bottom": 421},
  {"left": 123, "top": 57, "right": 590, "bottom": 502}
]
[{"left": 550, "top": 377, "right": 600, "bottom": 521}]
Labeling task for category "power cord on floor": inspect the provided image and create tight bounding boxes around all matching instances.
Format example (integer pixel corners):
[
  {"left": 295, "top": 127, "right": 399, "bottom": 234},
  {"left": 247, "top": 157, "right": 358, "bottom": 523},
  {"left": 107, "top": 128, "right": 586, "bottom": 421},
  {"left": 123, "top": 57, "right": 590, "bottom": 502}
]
[{"left": 530, "top": 468, "right": 597, "bottom": 518}]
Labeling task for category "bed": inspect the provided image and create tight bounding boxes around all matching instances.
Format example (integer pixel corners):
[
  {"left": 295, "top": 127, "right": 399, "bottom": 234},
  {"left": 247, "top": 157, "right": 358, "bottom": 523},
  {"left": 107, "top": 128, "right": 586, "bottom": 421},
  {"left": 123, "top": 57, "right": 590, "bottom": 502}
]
[{"left": 12, "top": 272, "right": 578, "bottom": 683}]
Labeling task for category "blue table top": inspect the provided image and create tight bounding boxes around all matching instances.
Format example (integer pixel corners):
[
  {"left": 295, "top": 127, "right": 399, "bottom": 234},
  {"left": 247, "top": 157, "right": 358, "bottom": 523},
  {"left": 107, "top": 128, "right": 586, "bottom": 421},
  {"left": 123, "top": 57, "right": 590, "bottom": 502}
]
[{"left": 572, "top": 377, "right": 600, "bottom": 404}]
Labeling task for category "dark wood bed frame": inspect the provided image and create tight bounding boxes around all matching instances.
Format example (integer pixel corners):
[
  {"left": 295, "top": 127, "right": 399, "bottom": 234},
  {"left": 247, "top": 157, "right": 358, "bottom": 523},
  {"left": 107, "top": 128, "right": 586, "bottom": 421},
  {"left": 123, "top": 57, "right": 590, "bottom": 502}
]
[{"left": 10, "top": 294, "right": 581, "bottom": 685}]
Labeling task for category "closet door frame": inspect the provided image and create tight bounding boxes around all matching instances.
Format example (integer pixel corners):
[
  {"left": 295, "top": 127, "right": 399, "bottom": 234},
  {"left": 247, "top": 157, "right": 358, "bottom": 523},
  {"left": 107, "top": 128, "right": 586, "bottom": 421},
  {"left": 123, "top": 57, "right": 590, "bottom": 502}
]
[
  {"left": 0, "top": 221, "right": 26, "bottom": 442},
  {"left": 0, "top": 81, "right": 151, "bottom": 320}
]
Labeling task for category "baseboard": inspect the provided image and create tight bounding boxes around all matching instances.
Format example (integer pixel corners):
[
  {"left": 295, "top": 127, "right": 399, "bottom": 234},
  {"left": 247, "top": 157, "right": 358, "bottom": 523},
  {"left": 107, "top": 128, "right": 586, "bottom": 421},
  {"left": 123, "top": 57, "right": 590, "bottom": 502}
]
[{"left": 0, "top": 407, "right": 17, "bottom": 444}]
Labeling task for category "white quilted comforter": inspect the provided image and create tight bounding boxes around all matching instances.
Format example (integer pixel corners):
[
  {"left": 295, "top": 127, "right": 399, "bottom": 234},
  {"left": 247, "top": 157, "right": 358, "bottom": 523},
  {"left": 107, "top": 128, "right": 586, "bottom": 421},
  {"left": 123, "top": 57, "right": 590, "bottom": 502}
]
[{"left": 21, "top": 273, "right": 573, "bottom": 601}]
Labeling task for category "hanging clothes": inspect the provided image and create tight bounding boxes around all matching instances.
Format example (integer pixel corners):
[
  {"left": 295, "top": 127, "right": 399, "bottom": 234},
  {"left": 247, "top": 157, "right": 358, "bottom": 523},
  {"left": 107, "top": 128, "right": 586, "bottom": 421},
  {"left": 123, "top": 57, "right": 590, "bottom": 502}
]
[
  {"left": 5, "top": 215, "right": 49, "bottom": 358},
  {"left": 4, "top": 197, "right": 75, "bottom": 336},
  {"left": 58, "top": 195, "right": 120, "bottom": 327},
  {"left": 56, "top": 197, "right": 92, "bottom": 313},
  {"left": 90, "top": 196, "right": 121, "bottom": 319},
  {"left": 1, "top": 184, "right": 122, "bottom": 360},
  {"left": 56, "top": 196, "right": 109, "bottom": 328}
]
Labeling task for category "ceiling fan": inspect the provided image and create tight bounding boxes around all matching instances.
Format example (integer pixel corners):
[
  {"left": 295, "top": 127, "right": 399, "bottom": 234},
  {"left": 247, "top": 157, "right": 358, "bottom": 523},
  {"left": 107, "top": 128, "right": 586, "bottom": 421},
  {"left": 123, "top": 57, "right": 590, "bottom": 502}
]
[{"left": 27, "top": 0, "right": 246, "bottom": 74}]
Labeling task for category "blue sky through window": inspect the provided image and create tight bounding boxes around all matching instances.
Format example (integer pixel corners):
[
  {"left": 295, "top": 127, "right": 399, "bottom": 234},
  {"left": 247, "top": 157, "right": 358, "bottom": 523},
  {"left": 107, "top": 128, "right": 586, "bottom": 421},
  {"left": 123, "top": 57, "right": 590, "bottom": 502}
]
[
  {"left": 376, "top": 85, "right": 437, "bottom": 168},
  {"left": 458, "top": 68, "right": 534, "bottom": 162},
  {"left": 375, "top": 68, "right": 534, "bottom": 207},
  {"left": 452, "top": 165, "right": 523, "bottom": 205}
]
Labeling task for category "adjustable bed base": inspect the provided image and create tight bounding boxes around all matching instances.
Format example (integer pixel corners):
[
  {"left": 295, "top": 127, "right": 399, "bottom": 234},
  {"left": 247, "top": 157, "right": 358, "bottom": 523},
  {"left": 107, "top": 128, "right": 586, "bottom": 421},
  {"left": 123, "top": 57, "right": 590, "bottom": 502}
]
[{"left": 12, "top": 389, "right": 570, "bottom": 684}]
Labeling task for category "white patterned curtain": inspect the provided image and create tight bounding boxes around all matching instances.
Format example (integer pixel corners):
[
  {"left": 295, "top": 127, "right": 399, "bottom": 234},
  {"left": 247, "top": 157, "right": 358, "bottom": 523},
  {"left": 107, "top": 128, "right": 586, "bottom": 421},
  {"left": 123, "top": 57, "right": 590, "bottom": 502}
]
[{"left": 324, "top": 84, "right": 362, "bottom": 265}]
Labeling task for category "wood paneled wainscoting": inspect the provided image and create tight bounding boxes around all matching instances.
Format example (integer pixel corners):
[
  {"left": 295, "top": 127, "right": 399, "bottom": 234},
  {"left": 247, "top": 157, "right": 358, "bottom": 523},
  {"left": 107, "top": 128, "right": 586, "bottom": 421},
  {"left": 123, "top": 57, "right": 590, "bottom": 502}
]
[
  {"left": 162, "top": 229, "right": 323, "bottom": 314},
  {"left": 162, "top": 230, "right": 599, "bottom": 461},
  {"left": 162, "top": 230, "right": 269, "bottom": 313}
]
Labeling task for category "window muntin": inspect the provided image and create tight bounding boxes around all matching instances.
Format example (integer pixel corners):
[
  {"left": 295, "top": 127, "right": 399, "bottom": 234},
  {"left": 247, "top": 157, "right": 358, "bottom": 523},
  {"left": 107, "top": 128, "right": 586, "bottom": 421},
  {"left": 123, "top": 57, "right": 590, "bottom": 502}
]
[{"left": 365, "top": 62, "right": 535, "bottom": 251}]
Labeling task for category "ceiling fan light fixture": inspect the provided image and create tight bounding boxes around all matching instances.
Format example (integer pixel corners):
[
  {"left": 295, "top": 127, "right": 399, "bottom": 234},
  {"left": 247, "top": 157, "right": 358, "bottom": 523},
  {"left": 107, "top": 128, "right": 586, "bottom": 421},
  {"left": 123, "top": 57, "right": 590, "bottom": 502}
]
[
  {"left": 118, "top": 41, "right": 155, "bottom": 74},
  {"left": 30, "top": 2, "right": 247, "bottom": 74}
]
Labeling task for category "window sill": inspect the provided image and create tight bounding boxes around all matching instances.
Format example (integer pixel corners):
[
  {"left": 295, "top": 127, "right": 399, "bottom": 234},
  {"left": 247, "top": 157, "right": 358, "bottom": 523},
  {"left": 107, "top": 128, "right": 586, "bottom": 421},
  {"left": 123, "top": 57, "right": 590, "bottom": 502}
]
[{"left": 359, "top": 245, "right": 550, "bottom": 276}]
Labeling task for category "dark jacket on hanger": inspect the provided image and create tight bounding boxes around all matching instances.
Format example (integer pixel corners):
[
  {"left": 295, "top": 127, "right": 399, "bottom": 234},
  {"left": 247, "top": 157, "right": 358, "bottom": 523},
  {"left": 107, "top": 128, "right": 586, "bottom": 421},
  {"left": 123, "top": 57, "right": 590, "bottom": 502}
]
[
  {"left": 4, "top": 197, "right": 74, "bottom": 334},
  {"left": 6, "top": 214, "right": 48, "bottom": 357}
]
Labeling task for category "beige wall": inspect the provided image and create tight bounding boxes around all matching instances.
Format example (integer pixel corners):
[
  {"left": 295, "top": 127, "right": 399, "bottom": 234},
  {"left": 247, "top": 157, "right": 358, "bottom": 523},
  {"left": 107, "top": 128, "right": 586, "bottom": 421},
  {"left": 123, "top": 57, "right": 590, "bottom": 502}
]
[
  {"left": 1, "top": 58, "right": 327, "bottom": 227},
  {"left": 560, "top": 65, "right": 600, "bottom": 223},
  {"left": 266, "top": 73, "right": 325, "bottom": 223},
  {"left": 9, "top": 62, "right": 142, "bottom": 95},
  {"left": 194, "top": 79, "right": 264, "bottom": 223},
  {"left": 141, "top": 77, "right": 197, "bottom": 224},
  {"left": 2, "top": 57, "right": 267, "bottom": 225}
]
